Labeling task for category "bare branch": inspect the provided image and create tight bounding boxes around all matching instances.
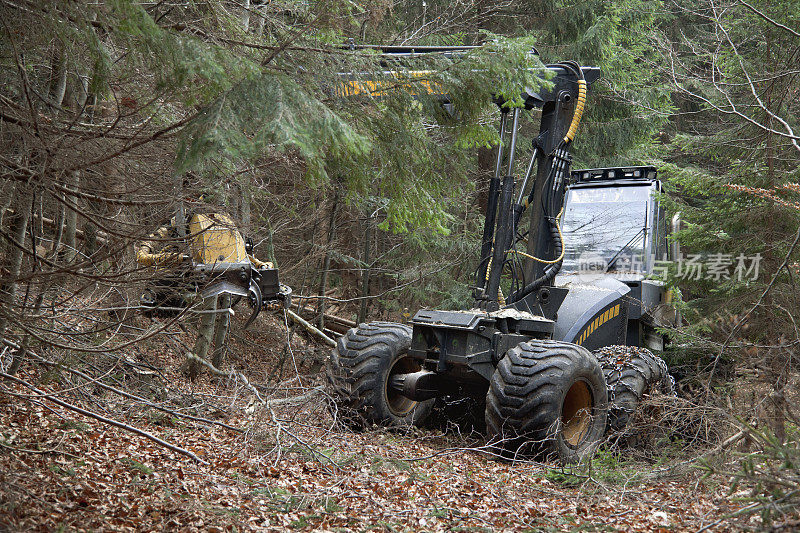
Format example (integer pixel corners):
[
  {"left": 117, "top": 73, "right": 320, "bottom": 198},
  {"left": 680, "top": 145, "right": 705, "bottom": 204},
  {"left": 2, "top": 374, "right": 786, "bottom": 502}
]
[
  {"left": 0, "top": 371, "right": 209, "bottom": 464},
  {"left": 739, "top": 1, "right": 800, "bottom": 37}
]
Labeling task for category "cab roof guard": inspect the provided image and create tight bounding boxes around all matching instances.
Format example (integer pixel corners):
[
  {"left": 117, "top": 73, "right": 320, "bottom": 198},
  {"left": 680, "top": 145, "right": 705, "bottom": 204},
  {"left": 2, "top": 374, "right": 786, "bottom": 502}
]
[{"left": 571, "top": 166, "right": 657, "bottom": 184}]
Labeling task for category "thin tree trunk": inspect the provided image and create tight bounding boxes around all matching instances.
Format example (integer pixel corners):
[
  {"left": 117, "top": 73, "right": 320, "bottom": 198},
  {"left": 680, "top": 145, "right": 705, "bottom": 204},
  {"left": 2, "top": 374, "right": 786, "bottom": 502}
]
[
  {"left": 763, "top": 28, "right": 786, "bottom": 443},
  {"left": 49, "top": 49, "right": 68, "bottom": 108},
  {"left": 295, "top": 212, "right": 319, "bottom": 315},
  {"left": 63, "top": 171, "right": 78, "bottom": 262},
  {"left": 0, "top": 182, "right": 17, "bottom": 241},
  {"left": 8, "top": 292, "right": 44, "bottom": 376},
  {"left": 226, "top": 181, "right": 239, "bottom": 221},
  {"left": 264, "top": 219, "right": 276, "bottom": 264},
  {"left": 358, "top": 214, "right": 372, "bottom": 324},
  {"left": 316, "top": 191, "right": 338, "bottom": 329},
  {"left": 211, "top": 294, "right": 231, "bottom": 368},
  {"left": 240, "top": 0, "right": 251, "bottom": 32},
  {"left": 83, "top": 222, "right": 97, "bottom": 258},
  {"left": 0, "top": 188, "right": 33, "bottom": 341},
  {"left": 76, "top": 73, "right": 89, "bottom": 113},
  {"left": 188, "top": 296, "right": 217, "bottom": 380},
  {"left": 34, "top": 193, "right": 44, "bottom": 249},
  {"left": 240, "top": 180, "right": 251, "bottom": 229},
  {"left": 255, "top": 4, "right": 267, "bottom": 39}
]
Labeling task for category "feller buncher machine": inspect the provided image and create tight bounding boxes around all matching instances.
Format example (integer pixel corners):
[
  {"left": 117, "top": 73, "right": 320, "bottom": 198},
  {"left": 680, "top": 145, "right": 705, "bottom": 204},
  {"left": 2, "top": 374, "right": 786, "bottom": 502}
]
[
  {"left": 136, "top": 210, "right": 291, "bottom": 326},
  {"left": 326, "top": 46, "right": 676, "bottom": 462}
]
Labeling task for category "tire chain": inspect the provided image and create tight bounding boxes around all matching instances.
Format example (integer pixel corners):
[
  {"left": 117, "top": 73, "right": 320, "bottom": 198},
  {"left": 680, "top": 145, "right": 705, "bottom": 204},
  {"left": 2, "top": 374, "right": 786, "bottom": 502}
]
[{"left": 593, "top": 345, "right": 676, "bottom": 422}]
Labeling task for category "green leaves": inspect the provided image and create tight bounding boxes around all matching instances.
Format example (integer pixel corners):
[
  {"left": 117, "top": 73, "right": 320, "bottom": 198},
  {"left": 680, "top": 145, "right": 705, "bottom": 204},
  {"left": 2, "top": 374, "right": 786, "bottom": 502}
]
[
  {"left": 531, "top": 0, "right": 674, "bottom": 165},
  {"left": 438, "top": 35, "right": 552, "bottom": 141}
]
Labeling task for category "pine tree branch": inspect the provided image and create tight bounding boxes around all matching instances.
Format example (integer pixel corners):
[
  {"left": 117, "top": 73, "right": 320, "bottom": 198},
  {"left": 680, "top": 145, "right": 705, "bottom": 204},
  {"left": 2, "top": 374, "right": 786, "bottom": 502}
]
[{"left": 708, "top": 222, "right": 800, "bottom": 386}]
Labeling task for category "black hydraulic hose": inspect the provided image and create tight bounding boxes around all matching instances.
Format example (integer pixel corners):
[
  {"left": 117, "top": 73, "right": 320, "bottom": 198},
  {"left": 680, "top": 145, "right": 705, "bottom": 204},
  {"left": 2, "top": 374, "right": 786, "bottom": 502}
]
[
  {"left": 507, "top": 61, "right": 586, "bottom": 304},
  {"left": 507, "top": 215, "right": 562, "bottom": 303}
]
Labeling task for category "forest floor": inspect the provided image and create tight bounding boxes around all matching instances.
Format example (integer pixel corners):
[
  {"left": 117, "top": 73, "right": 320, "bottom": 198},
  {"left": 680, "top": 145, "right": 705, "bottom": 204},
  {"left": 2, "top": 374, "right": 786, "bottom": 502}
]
[{"left": 0, "top": 313, "right": 764, "bottom": 532}]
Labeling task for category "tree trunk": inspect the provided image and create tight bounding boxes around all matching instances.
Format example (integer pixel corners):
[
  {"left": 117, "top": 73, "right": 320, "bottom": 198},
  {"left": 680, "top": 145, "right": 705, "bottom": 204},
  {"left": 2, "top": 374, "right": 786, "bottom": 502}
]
[
  {"left": 211, "top": 294, "right": 231, "bottom": 368},
  {"left": 226, "top": 181, "right": 240, "bottom": 220},
  {"left": 264, "top": 219, "right": 276, "bottom": 265},
  {"left": 83, "top": 222, "right": 97, "bottom": 258},
  {"left": 8, "top": 292, "right": 44, "bottom": 376},
  {"left": 0, "top": 188, "right": 33, "bottom": 342},
  {"left": 255, "top": 4, "right": 267, "bottom": 39},
  {"left": 762, "top": 28, "right": 786, "bottom": 443},
  {"left": 358, "top": 214, "right": 372, "bottom": 324},
  {"left": 295, "top": 212, "right": 319, "bottom": 315},
  {"left": 48, "top": 191, "right": 65, "bottom": 260},
  {"left": 0, "top": 181, "right": 17, "bottom": 237},
  {"left": 188, "top": 296, "right": 217, "bottom": 380},
  {"left": 76, "top": 73, "right": 90, "bottom": 113},
  {"left": 63, "top": 171, "right": 79, "bottom": 262},
  {"left": 769, "top": 351, "right": 787, "bottom": 444},
  {"left": 49, "top": 49, "right": 68, "bottom": 108},
  {"left": 240, "top": 179, "right": 251, "bottom": 230},
  {"left": 316, "top": 191, "right": 338, "bottom": 329},
  {"left": 34, "top": 193, "right": 44, "bottom": 250},
  {"left": 240, "top": 0, "right": 251, "bottom": 33}
]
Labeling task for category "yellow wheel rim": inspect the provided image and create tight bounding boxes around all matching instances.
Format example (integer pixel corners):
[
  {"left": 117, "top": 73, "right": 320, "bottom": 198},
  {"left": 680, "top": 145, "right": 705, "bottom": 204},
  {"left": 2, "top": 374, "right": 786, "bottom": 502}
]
[{"left": 562, "top": 381, "right": 593, "bottom": 447}]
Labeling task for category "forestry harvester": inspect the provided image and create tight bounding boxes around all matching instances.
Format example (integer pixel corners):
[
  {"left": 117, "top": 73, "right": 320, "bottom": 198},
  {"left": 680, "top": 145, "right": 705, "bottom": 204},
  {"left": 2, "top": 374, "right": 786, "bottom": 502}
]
[
  {"left": 326, "top": 46, "right": 678, "bottom": 462},
  {"left": 136, "top": 210, "right": 291, "bottom": 327}
]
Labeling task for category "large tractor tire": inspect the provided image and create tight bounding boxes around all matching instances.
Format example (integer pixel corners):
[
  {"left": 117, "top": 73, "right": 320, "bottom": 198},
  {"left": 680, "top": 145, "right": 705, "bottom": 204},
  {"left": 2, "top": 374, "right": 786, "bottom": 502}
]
[
  {"left": 485, "top": 340, "right": 608, "bottom": 463},
  {"left": 326, "top": 322, "right": 433, "bottom": 429},
  {"left": 593, "top": 345, "right": 675, "bottom": 432}
]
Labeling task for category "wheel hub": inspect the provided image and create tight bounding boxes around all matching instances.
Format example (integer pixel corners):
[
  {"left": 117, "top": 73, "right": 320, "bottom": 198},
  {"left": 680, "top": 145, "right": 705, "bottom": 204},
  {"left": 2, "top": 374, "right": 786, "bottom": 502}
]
[
  {"left": 384, "top": 356, "right": 421, "bottom": 416},
  {"left": 562, "top": 381, "right": 593, "bottom": 447}
]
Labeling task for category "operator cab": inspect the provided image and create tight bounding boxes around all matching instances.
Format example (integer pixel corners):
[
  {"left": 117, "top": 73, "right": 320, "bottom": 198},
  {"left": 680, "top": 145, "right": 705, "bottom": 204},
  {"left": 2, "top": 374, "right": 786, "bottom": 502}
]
[
  {"left": 559, "top": 166, "right": 671, "bottom": 281},
  {"left": 555, "top": 166, "right": 678, "bottom": 350}
]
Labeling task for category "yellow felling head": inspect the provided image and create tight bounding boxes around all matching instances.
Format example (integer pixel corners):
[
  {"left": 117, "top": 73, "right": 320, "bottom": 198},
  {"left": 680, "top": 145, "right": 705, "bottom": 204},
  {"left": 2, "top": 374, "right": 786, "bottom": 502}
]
[{"left": 188, "top": 213, "right": 248, "bottom": 264}]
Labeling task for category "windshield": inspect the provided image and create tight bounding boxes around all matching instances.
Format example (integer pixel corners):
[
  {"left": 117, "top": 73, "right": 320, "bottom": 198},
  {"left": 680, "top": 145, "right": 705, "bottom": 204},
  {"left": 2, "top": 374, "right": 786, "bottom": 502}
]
[{"left": 560, "top": 185, "right": 651, "bottom": 272}]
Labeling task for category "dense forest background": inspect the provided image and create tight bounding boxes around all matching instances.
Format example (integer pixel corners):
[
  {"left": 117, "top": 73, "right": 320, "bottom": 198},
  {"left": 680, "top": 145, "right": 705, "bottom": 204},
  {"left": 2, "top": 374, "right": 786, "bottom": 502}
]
[{"left": 0, "top": 0, "right": 798, "bottom": 530}]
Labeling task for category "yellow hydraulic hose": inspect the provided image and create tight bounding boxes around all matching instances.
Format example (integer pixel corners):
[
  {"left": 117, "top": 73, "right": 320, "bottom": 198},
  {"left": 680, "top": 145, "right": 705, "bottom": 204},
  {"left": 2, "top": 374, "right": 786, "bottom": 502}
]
[
  {"left": 136, "top": 249, "right": 184, "bottom": 267},
  {"left": 510, "top": 208, "right": 565, "bottom": 264},
  {"left": 563, "top": 79, "right": 587, "bottom": 143}
]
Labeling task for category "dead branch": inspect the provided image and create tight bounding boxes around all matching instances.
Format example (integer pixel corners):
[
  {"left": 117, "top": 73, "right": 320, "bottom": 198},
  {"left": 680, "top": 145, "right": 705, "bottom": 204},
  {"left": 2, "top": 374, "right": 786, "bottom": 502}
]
[
  {"left": 739, "top": 1, "right": 800, "bottom": 37},
  {"left": 0, "top": 371, "right": 209, "bottom": 465},
  {"left": 285, "top": 308, "right": 336, "bottom": 347},
  {"left": 5, "top": 209, "right": 109, "bottom": 245},
  {"left": 14, "top": 343, "right": 244, "bottom": 433},
  {"left": 183, "top": 350, "right": 324, "bottom": 407},
  {"left": 265, "top": 385, "right": 324, "bottom": 407},
  {"left": 184, "top": 352, "right": 266, "bottom": 403}
]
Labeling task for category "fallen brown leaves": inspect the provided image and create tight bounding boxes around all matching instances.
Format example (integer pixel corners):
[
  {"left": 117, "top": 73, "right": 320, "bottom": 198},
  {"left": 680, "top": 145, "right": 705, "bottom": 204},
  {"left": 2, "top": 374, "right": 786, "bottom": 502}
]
[
  {"left": 0, "top": 312, "right": 753, "bottom": 532},
  {"left": 0, "top": 368, "right": 743, "bottom": 533}
]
